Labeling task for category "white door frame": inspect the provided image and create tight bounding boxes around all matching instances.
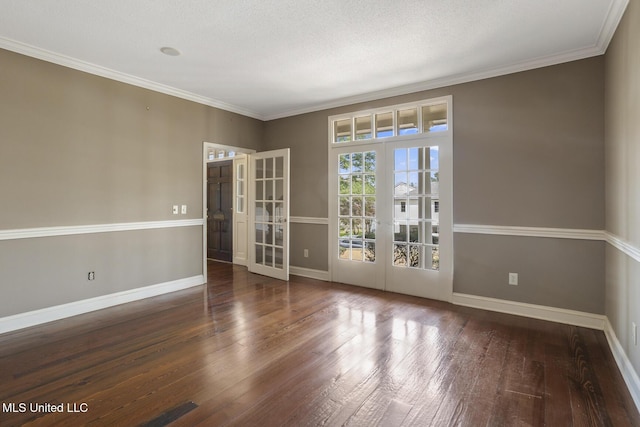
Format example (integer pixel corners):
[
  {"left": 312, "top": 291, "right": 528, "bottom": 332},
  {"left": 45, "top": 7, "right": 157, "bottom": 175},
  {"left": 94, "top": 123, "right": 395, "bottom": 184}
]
[
  {"left": 202, "top": 142, "right": 256, "bottom": 280},
  {"left": 327, "top": 95, "right": 453, "bottom": 302}
]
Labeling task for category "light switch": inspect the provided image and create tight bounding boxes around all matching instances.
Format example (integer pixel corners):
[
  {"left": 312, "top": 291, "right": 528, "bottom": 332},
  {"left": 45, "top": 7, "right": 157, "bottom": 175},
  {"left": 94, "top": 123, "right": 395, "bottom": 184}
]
[{"left": 181, "top": 205, "right": 187, "bottom": 214}]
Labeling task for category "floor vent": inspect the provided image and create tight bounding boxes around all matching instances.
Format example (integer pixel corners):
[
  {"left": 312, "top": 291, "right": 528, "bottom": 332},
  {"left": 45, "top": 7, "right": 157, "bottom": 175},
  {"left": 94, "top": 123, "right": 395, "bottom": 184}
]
[{"left": 140, "top": 401, "right": 198, "bottom": 427}]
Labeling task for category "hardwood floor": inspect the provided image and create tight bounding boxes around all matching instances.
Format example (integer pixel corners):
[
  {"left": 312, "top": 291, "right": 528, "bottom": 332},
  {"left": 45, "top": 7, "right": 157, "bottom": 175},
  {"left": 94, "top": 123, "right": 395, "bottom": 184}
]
[{"left": 1, "top": 261, "right": 638, "bottom": 426}]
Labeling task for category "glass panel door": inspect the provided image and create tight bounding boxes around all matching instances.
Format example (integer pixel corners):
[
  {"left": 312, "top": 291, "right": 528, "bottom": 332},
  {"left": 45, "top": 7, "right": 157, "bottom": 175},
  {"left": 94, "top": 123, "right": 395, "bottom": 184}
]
[
  {"left": 330, "top": 96, "right": 452, "bottom": 302},
  {"left": 249, "top": 149, "right": 289, "bottom": 281},
  {"left": 331, "top": 145, "right": 386, "bottom": 290},
  {"left": 384, "top": 137, "right": 452, "bottom": 300}
]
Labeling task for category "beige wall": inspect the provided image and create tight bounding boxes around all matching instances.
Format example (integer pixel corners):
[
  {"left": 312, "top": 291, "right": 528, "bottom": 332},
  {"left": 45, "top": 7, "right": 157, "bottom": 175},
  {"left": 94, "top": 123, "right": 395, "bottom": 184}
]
[
  {"left": 0, "top": 228, "right": 202, "bottom": 316},
  {"left": 605, "top": 0, "right": 640, "bottom": 378},
  {"left": 0, "top": 49, "right": 263, "bottom": 317},
  {"left": 265, "top": 57, "right": 606, "bottom": 312},
  {"left": 0, "top": 40, "right": 611, "bottom": 318}
]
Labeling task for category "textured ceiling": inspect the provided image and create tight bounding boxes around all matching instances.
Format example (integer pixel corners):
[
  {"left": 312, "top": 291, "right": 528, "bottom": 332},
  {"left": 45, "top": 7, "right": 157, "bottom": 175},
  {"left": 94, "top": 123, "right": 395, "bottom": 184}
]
[{"left": 0, "top": 0, "right": 628, "bottom": 120}]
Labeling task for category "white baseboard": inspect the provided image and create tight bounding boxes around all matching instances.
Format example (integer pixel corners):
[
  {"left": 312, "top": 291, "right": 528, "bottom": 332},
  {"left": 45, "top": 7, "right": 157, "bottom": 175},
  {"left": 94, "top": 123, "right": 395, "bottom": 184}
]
[
  {"left": 451, "top": 293, "right": 640, "bottom": 412},
  {"left": 451, "top": 292, "right": 606, "bottom": 330},
  {"left": 289, "top": 266, "right": 330, "bottom": 281},
  {"left": 604, "top": 318, "right": 640, "bottom": 412},
  {"left": 0, "top": 275, "right": 205, "bottom": 334}
]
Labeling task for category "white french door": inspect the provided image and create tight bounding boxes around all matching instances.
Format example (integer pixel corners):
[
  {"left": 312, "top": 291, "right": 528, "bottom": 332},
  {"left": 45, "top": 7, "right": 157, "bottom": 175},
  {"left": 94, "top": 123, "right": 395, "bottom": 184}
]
[
  {"left": 248, "top": 149, "right": 290, "bottom": 281},
  {"left": 330, "top": 134, "right": 452, "bottom": 301},
  {"left": 383, "top": 137, "right": 452, "bottom": 301},
  {"left": 330, "top": 145, "right": 386, "bottom": 290}
]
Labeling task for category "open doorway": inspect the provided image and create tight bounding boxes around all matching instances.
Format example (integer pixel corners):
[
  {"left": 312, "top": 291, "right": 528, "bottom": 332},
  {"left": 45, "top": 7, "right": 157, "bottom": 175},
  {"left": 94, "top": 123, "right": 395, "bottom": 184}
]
[
  {"left": 202, "top": 142, "right": 290, "bottom": 282},
  {"left": 202, "top": 143, "right": 255, "bottom": 278},
  {"left": 207, "top": 160, "right": 233, "bottom": 262}
]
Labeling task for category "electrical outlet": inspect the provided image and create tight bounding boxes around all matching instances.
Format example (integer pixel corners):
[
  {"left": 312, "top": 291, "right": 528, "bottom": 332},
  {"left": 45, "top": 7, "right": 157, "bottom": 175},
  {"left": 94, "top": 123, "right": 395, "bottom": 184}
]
[
  {"left": 508, "top": 272, "right": 518, "bottom": 286},
  {"left": 181, "top": 205, "right": 187, "bottom": 214},
  {"left": 172, "top": 205, "right": 179, "bottom": 215},
  {"left": 88, "top": 271, "right": 95, "bottom": 281},
  {"left": 304, "top": 249, "right": 309, "bottom": 258}
]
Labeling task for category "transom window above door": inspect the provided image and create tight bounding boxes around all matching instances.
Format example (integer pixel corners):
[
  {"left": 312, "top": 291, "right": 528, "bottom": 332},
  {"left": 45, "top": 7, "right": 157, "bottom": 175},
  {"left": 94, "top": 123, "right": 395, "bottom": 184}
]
[{"left": 331, "top": 101, "right": 448, "bottom": 144}]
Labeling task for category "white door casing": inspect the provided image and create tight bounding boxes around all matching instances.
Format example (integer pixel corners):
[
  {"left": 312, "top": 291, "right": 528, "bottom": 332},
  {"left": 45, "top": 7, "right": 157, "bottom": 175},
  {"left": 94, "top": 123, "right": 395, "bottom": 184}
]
[
  {"left": 329, "top": 96, "right": 452, "bottom": 301},
  {"left": 232, "top": 155, "right": 248, "bottom": 266}
]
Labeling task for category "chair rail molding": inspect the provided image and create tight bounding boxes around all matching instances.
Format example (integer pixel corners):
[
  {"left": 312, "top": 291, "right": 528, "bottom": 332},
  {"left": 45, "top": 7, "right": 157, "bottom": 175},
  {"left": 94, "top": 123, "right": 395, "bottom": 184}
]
[
  {"left": 0, "top": 219, "right": 205, "bottom": 241},
  {"left": 453, "top": 224, "right": 605, "bottom": 240}
]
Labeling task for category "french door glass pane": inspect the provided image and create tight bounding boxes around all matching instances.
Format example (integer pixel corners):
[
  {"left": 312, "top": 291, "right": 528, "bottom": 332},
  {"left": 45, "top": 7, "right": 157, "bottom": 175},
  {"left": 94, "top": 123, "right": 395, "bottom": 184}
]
[
  {"left": 364, "top": 197, "right": 375, "bottom": 217},
  {"left": 339, "top": 154, "right": 350, "bottom": 173},
  {"left": 266, "top": 180, "right": 274, "bottom": 200},
  {"left": 266, "top": 158, "right": 273, "bottom": 178},
  {"left": 340, "top": 197, "right": 350, "bottom": 216},
  {"left": 338, "top": 151, "right": 376, "bottom": 263},
  {"left": 255, "top": 159, "right": 264, "bottom": 179},
  {"left": 352, "top": 152, "right": 363, "bottom": 172},
  {"left": 256, "top": 245, "right": 263, "bottom": 264},
  {"left": 256, "top": 181, "right": 263, "bottom": 200},
  {"left": 364, "top": 242, "right": 376, "bottom": 262}
]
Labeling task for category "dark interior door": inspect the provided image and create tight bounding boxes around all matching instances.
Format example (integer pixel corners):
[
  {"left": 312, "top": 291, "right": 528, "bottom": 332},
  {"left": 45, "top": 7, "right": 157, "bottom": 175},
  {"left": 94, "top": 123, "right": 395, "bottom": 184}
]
[{"left": 207, "top": 161, "right": 233, "bottom": 262}]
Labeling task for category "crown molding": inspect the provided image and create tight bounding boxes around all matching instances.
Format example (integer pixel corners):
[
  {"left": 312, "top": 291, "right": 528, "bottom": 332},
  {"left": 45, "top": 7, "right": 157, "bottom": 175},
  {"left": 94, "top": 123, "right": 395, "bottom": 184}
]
[
  {"left": 1, "top": 0, "right": 627, "bottom": 122},
  {"left": 0, "top": 37, "right": 265, "bottom": 121},
  {"left": 263, "top": 43, "right": 608, "bottom": 120},
  {"left": 597, "top": 0, "right": 630, "bottom": 52},
  {"left": 259, "top": 0, "right": 630, "bottom": 121}
]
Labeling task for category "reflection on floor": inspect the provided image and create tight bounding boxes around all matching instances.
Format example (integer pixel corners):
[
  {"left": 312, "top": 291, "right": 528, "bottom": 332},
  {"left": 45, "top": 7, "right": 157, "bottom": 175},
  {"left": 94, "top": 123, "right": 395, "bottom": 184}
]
[{"left": 1, "top": 260, "right": 638, "bottom": 426}]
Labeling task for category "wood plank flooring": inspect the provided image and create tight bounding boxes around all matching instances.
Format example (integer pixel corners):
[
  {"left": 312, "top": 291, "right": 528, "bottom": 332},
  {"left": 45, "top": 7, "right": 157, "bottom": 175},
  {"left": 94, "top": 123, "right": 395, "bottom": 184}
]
[{"left": 1, "top": 261, "right": 638, "bottom": 426}]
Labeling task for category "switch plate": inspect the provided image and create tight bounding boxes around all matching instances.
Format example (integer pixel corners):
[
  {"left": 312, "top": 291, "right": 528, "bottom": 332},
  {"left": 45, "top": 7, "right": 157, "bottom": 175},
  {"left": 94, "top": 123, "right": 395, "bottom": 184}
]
[
  {"left": 304, "top": 249, "right": 309, "bottom": 258},
  {"left": 172, "top": 205, "right": 179, "bottom": 215},
  {"left": 633, "top": 322, "right": 637, "bottom": 346},
  {"left": 181, "top": 205, "right": 187, "bottom": 214},
  {"left": 508, "top": 272, "right": 518, "bottom": 286}
]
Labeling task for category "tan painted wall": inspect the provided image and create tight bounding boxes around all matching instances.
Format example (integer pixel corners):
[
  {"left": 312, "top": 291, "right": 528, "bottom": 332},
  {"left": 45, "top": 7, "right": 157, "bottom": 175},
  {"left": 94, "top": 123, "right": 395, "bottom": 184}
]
[
  {"left": 0, "top": 49, "right": 263, "bottom": 316},
  {"left": 0, "top": 44, "right": 609, "bottom": 317},
  {"left": 604, "top": 0, "right": 640, "bottom": 377},
  {"left": 265, "top": 57, "right": 606, "bottom": 312}
]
